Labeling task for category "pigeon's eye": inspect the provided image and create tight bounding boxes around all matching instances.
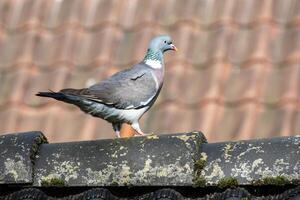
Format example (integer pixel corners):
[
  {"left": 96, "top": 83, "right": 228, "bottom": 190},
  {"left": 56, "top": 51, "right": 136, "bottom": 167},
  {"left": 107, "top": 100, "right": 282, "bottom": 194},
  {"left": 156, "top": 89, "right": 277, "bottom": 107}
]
[{"left": 164, "top": 40, "right": 167, "bottom": 43}]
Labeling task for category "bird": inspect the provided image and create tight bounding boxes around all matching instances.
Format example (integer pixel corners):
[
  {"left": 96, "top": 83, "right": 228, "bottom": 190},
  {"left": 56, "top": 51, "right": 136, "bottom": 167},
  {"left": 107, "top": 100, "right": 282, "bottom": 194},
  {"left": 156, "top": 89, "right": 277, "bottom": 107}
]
[{"left": 36, "top": 35, "right": 177, "bottom": 138}]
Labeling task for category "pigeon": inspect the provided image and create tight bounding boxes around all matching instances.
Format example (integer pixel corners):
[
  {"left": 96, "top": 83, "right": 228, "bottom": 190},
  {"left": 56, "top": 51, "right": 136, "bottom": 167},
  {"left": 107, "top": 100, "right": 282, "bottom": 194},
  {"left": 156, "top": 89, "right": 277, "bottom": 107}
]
[{"left": 36, "top": 35, "right": 177, "bottom": 137}]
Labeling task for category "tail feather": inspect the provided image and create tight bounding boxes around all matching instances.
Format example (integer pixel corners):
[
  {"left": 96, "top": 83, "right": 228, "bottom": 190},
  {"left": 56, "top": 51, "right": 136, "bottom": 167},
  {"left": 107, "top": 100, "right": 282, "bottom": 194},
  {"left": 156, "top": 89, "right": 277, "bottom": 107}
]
[
  {"left": 36, "top": 91, "right": 66, "bottom": 101},
  {"left": 36, "top": 89, "right": 85, "bottom": 105}
]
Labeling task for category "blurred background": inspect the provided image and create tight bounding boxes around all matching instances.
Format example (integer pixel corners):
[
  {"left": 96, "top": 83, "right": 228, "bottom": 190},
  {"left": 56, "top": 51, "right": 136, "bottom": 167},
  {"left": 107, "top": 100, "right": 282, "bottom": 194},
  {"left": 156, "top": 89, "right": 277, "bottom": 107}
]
[{"left": 0, "top": 0, "right": 299, "bottom": 142}]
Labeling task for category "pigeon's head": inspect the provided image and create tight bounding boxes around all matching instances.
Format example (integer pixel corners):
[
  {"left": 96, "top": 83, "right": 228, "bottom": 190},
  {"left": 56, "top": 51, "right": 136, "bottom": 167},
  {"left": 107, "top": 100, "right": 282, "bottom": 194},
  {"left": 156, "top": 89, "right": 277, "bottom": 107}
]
[{"left": 148, "top": 35, "right": 177, "bottom": 53}]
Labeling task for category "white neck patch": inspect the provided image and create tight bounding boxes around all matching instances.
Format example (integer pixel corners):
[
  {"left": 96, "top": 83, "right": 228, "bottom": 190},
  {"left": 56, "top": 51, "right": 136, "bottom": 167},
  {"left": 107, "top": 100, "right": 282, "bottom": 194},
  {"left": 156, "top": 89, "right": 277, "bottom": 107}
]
[{"left": 145, "top": 59, "right": 162, "bottom": 69}]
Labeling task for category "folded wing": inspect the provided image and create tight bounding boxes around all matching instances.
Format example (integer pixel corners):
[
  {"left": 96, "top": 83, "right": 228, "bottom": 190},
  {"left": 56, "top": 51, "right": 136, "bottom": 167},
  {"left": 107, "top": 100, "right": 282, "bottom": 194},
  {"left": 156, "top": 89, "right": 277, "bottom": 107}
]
[{"left": 62, "top": 64, "right": 158, "bottom": 109}]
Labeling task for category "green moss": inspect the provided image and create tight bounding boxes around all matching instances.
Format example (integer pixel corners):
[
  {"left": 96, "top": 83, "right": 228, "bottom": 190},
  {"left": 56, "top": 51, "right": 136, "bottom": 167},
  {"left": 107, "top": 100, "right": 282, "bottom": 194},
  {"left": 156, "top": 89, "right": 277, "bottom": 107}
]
[
  {"left": 41, "top": 176, "right": 66, "bottom": 186},
  {"left": 194, "top": 159, "right": 206, "bottom": 170},
  {"left": 253, "top": 176, "right": 291, "bottom": 186},
  {"left": 217, "top": 177, "right": 238, "bottom": 189},
  {"left": 193, "top": 176, "right": 206, "bottom": 187},
  {"left": 110, "top": 181, "right": 119, "bottom": 186},
  {"left": 193, "top": 152, "right": 207, "bottom": 187}
]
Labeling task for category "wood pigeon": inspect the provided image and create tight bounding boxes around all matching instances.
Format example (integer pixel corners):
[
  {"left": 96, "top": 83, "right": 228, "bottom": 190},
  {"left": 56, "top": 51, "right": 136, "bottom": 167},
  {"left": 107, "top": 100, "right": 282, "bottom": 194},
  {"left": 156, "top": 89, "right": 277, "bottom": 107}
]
[{"left": 36, "top": 35, "right": 177, "bottom": 137}]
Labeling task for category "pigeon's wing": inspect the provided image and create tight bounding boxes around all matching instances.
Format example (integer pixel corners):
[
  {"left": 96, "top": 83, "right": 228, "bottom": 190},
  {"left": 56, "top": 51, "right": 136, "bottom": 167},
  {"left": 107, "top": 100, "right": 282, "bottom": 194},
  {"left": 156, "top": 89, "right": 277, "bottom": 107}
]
[{"left": 76, "top": 64, "right": 158, "bottom": 109}]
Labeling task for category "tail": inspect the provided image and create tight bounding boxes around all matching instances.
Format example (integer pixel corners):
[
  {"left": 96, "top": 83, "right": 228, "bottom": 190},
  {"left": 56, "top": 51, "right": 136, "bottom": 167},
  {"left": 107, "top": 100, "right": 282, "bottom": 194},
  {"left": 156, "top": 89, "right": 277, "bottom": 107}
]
[
  {"left": 36, "top": 89, "right": 86, "bottom": 105},
  {"left": 36, "top": 91, "right": 67, "bottom": 101}
]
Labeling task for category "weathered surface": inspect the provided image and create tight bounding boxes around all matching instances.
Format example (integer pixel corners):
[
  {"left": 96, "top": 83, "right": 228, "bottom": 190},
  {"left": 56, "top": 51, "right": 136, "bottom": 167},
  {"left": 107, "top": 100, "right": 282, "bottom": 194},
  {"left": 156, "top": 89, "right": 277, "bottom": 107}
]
[
  {"left": 0, "top": 130, "right": 299, "bottom": 191},
  {"left": 33, "top": 132, "right": 206, "bottom": 186},
  {"left": 198, "top": 136, "right": 300, "bottom": 186},
  {"left": 0, "top": 131, "right": 47, "bottom": 184}
]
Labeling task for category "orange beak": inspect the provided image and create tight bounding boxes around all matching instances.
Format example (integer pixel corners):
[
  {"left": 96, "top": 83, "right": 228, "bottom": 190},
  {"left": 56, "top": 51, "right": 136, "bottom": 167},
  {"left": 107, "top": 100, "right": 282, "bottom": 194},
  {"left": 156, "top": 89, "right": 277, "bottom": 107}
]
[{"left": 170, "top": 44, "right": 178, "bottom": 51}]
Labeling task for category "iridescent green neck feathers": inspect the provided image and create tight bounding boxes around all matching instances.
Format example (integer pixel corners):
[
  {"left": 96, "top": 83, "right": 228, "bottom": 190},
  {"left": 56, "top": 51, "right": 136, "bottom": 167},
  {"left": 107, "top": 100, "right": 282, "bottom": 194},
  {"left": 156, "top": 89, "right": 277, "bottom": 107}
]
[{"left": 143, "top": 49, "right": 163, "bottom": 64}]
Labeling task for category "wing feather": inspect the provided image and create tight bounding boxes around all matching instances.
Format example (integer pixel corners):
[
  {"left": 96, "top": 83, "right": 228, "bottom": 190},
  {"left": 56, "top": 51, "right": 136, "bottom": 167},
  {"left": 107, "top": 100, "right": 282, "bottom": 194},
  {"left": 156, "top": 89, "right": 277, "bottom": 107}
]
[{"left": 78, "top": 64, "right": 158, "bottom": 109}]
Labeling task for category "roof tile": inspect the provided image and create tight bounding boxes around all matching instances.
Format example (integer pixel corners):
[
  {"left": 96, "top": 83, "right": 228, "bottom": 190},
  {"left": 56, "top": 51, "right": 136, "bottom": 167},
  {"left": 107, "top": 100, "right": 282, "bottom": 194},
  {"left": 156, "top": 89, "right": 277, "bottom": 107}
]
[
  {"left": 212, "top": 103, "right": 257, "bottom": 141},
  {"left": 273, "top": 0, "right": 300, "bottom": 24},
  {"left": 143, "top": 103, "right": 196, "bottom": 134},
  {"left": 193, "top": 0, "right": 234, "bottom": 26},
  {"left": 80, "top": 0, "right": 121, "bottom": 28},
  {"left": 0, "top": 70, "right": 17, "bottom": 106},
  {"left": 130, "top": 0, "right": 162, "bottom": 27},
  {"left": 3, "top": 0, "right": 41, "bottom": 30},
  {"left": 192, "top": 103, "right": 220, "bottom": 141},
  {"left": 15, "top": 108, "right": 49, "bottom": 133},
  {"left": 113, "top": 28, "right": 154, "bottom": 66},
  {"left": 41, "top": 107, "right": 87, "bottom": 141},
  {"left": 23, "top": 67, "right": 69, "bottom": 107},
  {"left": 189, "top": 26, "right": 233, "bottom": 65},
  {"left": 223, "top": 64, "right": 264, "bottom": 102},
  {"left": 253, "top": 105, "right": 293, "bottom": 138},
  {"left": 41, "top": 0, "right": 82, "bottom": 29},
  {"left": 0, "top": 31, "right": 31, "bottom": 67},
  {"left": 291, "top": 107, "right": 300, "bottom": 134},
  {"left": 228, "top": 25, "right": 271, "bottom": 64},
  {"left": 0, "top": 68, "right": 30, "bottom": 104},
  {"left": 63, "top": 66, "right": 108, "bottom": 91},
  {"left": 161, "top": 63, "right": 224, "bottom": 104},
  {"left": 261, "top": 63, "right": 300, "bottom": 104},
  {"left": 234, "top": 0, "right": 271, "bottom": 25},
  {"left": 269, "top": 26, "right": 300, "bottom": 63},
  {"left": 0, "top": 107, "right": 19, "bottom": 134}
]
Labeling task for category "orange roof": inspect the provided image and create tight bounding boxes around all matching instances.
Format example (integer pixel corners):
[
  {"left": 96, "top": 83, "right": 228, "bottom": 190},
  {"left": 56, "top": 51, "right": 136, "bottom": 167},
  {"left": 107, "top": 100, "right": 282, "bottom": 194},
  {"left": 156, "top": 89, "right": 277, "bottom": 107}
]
[{"left": 0, "top": 0, "right": 299, "bottom": 142}]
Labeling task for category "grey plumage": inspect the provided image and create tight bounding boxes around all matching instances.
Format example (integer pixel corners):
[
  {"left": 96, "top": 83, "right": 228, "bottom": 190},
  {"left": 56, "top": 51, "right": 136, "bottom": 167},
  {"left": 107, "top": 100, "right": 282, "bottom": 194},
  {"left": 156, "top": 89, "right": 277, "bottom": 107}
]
[
  {"left": 77, "top": 63, "right": 158, "bottom": 109},
  {"left": 37, "top": 35, "right": 177, "bottom": 137}
]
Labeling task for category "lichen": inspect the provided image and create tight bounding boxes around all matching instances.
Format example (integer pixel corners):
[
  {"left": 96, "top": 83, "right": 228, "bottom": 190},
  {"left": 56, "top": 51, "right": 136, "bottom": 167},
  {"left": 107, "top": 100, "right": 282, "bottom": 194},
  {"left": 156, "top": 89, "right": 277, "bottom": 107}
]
[
  {"left": 41, "top": 174, "right": 66, "bottom": 186},
  {"left": 217, "top": 177, "right": 238, "bottom": 188},
  {"left": 4, "top": 155, "right": 30, "bottom": 182},
  {"left": 52, "top": 161, "right": 79, "bottom": 182},
  {"left": 36, "top": 160, "right": 80, "bottom": 186},
  {"left": 204, "top": 158, "right": 225, "bottom": 182},
  {"left": 146, "top": 134, "right": 159, "bottom": 140},
  {"left": 223, "top": 143, "right": 233, "bottom": 160},
  {"left": 172, "top": 134, "right": 196, "bottom": 142},
  {"left": 83, "top": 159, "right": 193, "bottom": 186}
]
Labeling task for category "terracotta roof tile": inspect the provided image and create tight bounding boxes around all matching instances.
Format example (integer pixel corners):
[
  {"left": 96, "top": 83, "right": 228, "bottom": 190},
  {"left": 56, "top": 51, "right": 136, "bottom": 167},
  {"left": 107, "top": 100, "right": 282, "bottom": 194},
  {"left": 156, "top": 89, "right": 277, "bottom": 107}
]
[
  {"left": 3, "top": 0, "right": 41, "bottom": 31},
  {"left": 292, "top": 107, "right": 300, "bottom": 134},
  {"left": 228, "top": 25, "right": 271, "bottom": 65},
  {"left": 212, "top": 103, "right": 258, "bottom": 141},
  {"left": 223, "top": 64, "right": 264, "bottom": 103},
  {"left": 0, "top": 32, "right": 29, "bottom": 67},
  {"left": 113, "top": 27, "right": 154, "bottom": 66},
  {"left": 23, "top": 67, "right": 69, "bottom": 107},
  {"left": 234, "top": 0, "right": 272, "bottom": 25},
  {"left": 192, "top": 103, "right": 220, "bottom": 141},
  {"left": 189, "top": 26, "right": 233, "bottom": 65},
  {"left": 40, "top": 0, "right": 81, "bottom": 29},
  {"left": 261, "top": 63, "right": 300, "bottom": 104},
  {"left": 161, "top": 62, "right": 225, "bottom": 105},
  {"left": 0, "top": 0, "right": 300, "bottom": 142},
  {"left": 269, "top": 26, "right": 300, "bottom": 63},
  {"left": 143, "top": 103, "right": 196, "bottom": 134},
  {"left": 0, "top": 107, "right": 18, "bottom": 134},
  {"left": 1, "top": 68, "right": 29, "bottom": 104},
  {"left": 273, "top": 0, "right": 300, "bottom": 24},
  {"left": 63, "top": 67, "right": 108, "bottom": 91},
  {"left": 0, "top": 70, "right": 17, "bottom": 106},
  {"left": 253, "top": 104, "right": 293, "bottom": 138},
  {"left": 15, "top": 107, "right": 49, "bottom": 134},
  {"left": 33, "top": 30, "right": 75, "bottom": 68}
]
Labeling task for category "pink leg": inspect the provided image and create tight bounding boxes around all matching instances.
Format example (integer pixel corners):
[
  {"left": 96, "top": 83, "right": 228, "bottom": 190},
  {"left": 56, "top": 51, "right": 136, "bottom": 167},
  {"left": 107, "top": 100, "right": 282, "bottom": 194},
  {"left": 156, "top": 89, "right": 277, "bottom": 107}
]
[{"left": 131, "top": 123, "right": 147, "bottom": 136}]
